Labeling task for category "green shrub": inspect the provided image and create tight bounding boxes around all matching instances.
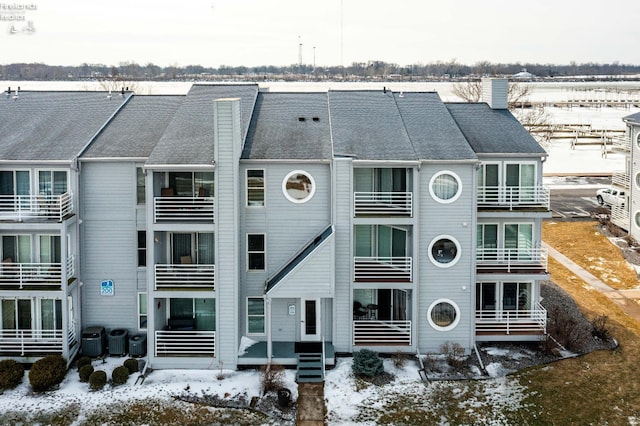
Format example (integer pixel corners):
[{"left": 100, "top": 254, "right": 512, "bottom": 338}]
[
  {"left": 89, "top": 370, "right": 107, "bottom": 390},
  {"left": 76, "top": 356, "right": 92, "bottom": 371},
  {"left": 352, "top": 349, "right": 384, "bottom": 377},
  {"left": 0, "top": 359, "right": 24, "bottom": 390},
  {"left": 111, "top": 366, "right": 130, "bottom": 386},
  {"left": 28, "top": 355, "right": 67, "bottom": 392},
  {"left": 123, "top": 358, "right": 139, "bottom": 374},
  {"left": 78, "top": 364, "right": 94, "bottom": 383}
]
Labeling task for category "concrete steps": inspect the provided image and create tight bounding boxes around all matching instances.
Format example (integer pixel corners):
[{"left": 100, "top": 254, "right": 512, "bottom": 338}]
[{"left": 296, "top": 352, "right": 324, "bottom": 383}]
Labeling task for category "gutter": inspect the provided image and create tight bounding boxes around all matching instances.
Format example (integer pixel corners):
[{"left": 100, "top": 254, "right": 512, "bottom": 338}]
[{"left": 143, "top": 163, "right": 215, "bottom": 171}]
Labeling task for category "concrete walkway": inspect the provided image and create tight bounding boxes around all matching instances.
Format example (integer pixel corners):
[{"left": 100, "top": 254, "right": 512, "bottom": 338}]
[
  {"left": 295, "top": 382, "right": 325, "bottom": 426},
  {"left": 544, "top": 243, "right": 640, "bottom": 322}
]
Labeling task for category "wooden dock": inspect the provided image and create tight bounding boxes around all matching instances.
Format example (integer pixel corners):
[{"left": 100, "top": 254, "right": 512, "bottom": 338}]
[{"left": 523, "top": 123, "right": 628, "bottom": 157}]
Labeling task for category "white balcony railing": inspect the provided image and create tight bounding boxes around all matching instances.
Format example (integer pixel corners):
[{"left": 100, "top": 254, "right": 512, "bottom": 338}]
[
  {"left": 154, "top": 264, "right": 215, "bottom": 290},
  {"left": 477, "top": 186, "right": 550, "bottom": 210},
  {"left": 0, "top": 260, "right": 75, "bottom": 288},
  {"left": 476, "top": 247, "right": 548, "bottom": 273},
  {"left": 353, "top": 257, "right": 412, "bottom": 282},
  {"left": 612, "top": 171, "right": 630, "bottom": 189},
  {"left": 155, "top": 330, "right": 215, "bottom": 357},
  {"left": 353, "top": 320, "right": 412, "bottom": 345},
  {"left": 475, "top": 303, "right": 547, "bottom": 335},
  {"left": 0, "top": 192, "right": 73, "bottom": 222},
  {"left": 354, "top": 192, "right": 412, "bottom": 216},
  {"left": 153, "top": 196, "right": 214, "bottom": 222},
  {"left": 0, "top": 329, "right": 67, "bottom": 355}
]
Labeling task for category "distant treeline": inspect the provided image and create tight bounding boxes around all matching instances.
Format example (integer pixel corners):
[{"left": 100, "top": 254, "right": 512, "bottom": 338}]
[{"left": 2, "top": 60, "right": 640, "bottom": 81}]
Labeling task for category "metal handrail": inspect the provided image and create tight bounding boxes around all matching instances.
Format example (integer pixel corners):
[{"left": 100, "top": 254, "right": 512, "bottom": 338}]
[
  {"left": 354, "top": 191, "right": 412, "bottom": 216},
  {"left": 0, "top": 192, "right": 73, "bottom": 221},
  {"left": 0, "top": 262, "right": 66, "bottom": 288},
  {"left": 153, "top": 196, "right": 214, "bottom": 222},
  {"left": 476, "top": 247, "right": 548, "bottom": 272},
  {"left": 352, "top": 320, "right": 412, "bottom": 345},
  {"left": 155, "top": 330, "right": 215, "bottom": 357},
  {"left": 477, "top": 186, "right": 549, "bottom": 209},
  {"left": 154, "top": 264, "right": 215, "bottom": 290},
  {"left": 0, "top": 329, "right": 65, "bottom": 355},
  {"left": 475, "top": 302, "right": 547, "bottom": 335},
  {"left": 353, "top": 256, "right": 412, "bottom": 281}
]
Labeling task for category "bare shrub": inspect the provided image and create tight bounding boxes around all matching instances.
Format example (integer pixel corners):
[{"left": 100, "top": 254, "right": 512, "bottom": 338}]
[
  {"left": 259, "top": 363, "right": 285, "bottom": 394},
  {"left": 440, "top": 342, "right": 466, "bottom": 369},
  {"left": 591, "top": 314, "right": 612, "bottom": 341},
  {"left": 546, "top": 306, "right": 592, "bottom": 352},
  {"left": 391, "top": 352, "right": 410, "bottom": 369}
]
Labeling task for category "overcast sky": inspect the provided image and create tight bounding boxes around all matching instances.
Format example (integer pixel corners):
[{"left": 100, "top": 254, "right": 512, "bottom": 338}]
[{"left": 2, "top": 0, "right": 639, "bottom": 68}]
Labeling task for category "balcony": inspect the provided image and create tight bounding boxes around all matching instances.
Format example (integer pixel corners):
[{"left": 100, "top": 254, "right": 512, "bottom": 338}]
[
  {"left": 353, "top": 257, "right": 412, "bottom": 282},
  {"left": 0, "top": 257, "right": 75, "bottom": 289},
  {"left": 154, "top": 264, "right": 215, "bottom": 290},
  {"left": 476, "top": 248, "right": 548, "bottom": 274},
  {"left": 612, "top": 171, "right": 630, "bottom": 189},
  {"left": 353, "top": 192, "right": 412, "bottom": 216},
  {"left": 0, "top": 328, "right": 77, "bottom": 356},
  {"left": 154, "top": 330, "right": 215, "bottom": 357},
  {"left": 153, "top": 196, "right": 214, "bottom": 223},
  {"left": 0, "top": 192, "right": 73, "bottom": 222},
  {"left": 477, "top": 186, "right": 549, "bottom": 210},
  {"left": 475, "top": 303, "right": 547, "bottom": 339},
  {"left": 352, "top": 320, "right": 412, "bottom": 346}
]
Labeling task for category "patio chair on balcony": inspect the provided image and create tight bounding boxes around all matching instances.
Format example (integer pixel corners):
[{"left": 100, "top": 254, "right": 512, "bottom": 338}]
[{"left": 161, "top": 188, "right": 174, "bottom": 197}]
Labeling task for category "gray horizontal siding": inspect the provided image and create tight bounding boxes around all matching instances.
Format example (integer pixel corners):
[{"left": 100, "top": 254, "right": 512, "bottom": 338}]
[{"left": 333, "top": 159, "right": 352, "bottom": 351}]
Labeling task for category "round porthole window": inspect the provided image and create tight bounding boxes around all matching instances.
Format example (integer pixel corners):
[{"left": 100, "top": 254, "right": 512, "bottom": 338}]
[
  {"left": 635, "top": 211, "right": 640, "bottom": 229},
  {"left": 636, "top": 133, "right": 640, "bottom": 149},
  {"left": 282, "top": 170, "right": 315, "bottom": 203},
  {"left": 635, "top": 172, "right": 640, "bottom": 190},
  {"left": 428, "top": 235, "right": 461, "bottom": 268},
  {"left": 427, "top": 299, "right": 460, "bottom": 331},
  {"left": 429, "top": 171, "right": 462, "bottom": 203}
]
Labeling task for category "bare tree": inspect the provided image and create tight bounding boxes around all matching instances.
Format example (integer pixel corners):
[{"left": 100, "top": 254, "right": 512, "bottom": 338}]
[
  {"left": 97, "top": 78, "right": 139, "bottom": 93},
  {"left": 452, "top": 79, "right": 482, "bottom": 102}
]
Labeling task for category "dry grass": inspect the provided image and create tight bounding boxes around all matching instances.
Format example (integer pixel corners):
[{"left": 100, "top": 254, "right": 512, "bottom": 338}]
[
  {"left": 543, "top": 220, "right": 639, "bottom": 290},
  {"left": 519, "top": 221, "right": 640, "bottom": 424}
]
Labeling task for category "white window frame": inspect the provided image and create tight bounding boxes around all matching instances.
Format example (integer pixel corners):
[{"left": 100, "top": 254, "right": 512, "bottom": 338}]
[
  {"left": 282, "top": 170, "right": 316, "bottom": 204},
  {"left": 428, "top": 235, "right": 461, "bottom": 268},
  {"left": 429, "top": 170, "right": 462, "bottom": 204},
  {"left": 137, "top": 292, "right": 147, "bottom": 330},
  {"left": 427, "top": 298, "right": 460, "bottom": 331},
  {"left": 247, "top": 233, "right": 266, "bottom": 271},
  {"left": 246, "top": 169, "right": 265, "bottom": 207},
  {"left": 246, "top": 297, "right": 266, "bottom": 335},
  {"left": 35, "top": 168, "right": 69, "bottom": 196}
]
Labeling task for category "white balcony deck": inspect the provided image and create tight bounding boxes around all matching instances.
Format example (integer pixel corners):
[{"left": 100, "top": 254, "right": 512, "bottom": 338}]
[
  {"left": 0, "top": 257, "right": 75, "bottom": 288},
  {"left": 612, "top": 171, "right": 630, "bottom": 189},
  {"left": 153, "top": 196, "right": 214, "bottom": 222},
  {"left": 353, "top": 257, "right": 412, "bottom": 282},
  {"left": 0, "top": 192, "right": 73, "bottom": 222},
  {"left": 475, "top": 303, "right": 547, "bottom": 338},
  {"left": 154, "top": 264, "right": 215, "bottom": 290},
  {"left": 155, "top": 330, "right": 215, "bottom": 357},
  {"left": 0, "top": 329, "right": 77, "bottom": 355},
  {"left": 353, "top": 192, "right": 412, "bottom": 216},
  {"left": 353, "top": 320, "right": 412, "bottom": 346},
  {"left": 476, "top": 248, "right": 548, "bottom": 274},
  {"left": 477, "top": 186, "right": 550, "bottom": 210}
]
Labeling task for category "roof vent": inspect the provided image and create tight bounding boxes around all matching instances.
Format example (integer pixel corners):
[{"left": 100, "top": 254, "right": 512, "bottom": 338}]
[
  {"left": 312, "top": 117, "right": 319, "bottom": 122},
  {"left": 298, "top": 117, "right": 306, "bottom": 122},
  {"left": 5, "top": 87, "right": 10, "bottom": 98},
  {"left": 12, "top": 87, "right": 19, "bottom": 101}
]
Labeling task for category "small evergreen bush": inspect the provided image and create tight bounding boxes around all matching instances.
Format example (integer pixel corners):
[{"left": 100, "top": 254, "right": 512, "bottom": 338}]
[
  {"left": 28, "top": 355, "right": 67, "bottom": 392},
  {"left": 111, "top": 366, "right": 130, "bottom": 386},
  {"left": 89, "top": 370, "right": 107, "bottom": 390},
  {"left": 0, "top": 359, "right": 24, "bottom": 390},
  {"left": 123, "top": 358, "right": 139, "bottom": 374},
  {"left": 352, "top": 349, "right": 384, "bottom": 377},
  {"left": 78, "top": 364, "right": 94, "bottom": 383},
  {"left": 76, "top": 356, "right": 92, "bottom": 371}
]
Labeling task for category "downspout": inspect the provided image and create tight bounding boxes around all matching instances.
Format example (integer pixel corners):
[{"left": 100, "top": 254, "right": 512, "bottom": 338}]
[
  {"left": 266, "top": 298, "right": 272, "bottom": 362},
  {"left": 473, "top": 343, "right": 486, "bottom": 373}
]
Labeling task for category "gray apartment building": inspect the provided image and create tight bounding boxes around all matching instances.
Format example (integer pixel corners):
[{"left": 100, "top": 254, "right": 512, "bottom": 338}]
[{"left": 0, "top": 80, "right": 550, "bottom": 378}]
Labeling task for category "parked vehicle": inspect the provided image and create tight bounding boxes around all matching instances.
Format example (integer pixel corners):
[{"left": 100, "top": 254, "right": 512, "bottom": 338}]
[{"left": 596, "top": 187, "right": 625, "bottom": 208}]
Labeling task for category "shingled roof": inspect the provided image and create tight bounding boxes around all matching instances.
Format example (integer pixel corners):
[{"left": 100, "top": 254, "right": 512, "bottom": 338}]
[
  {"left": 0, "top": 90, "right": 130, "bottom": 162},
  {"left": 242, "top": 92, "right": 332, "bottom": 160},
  {"left": 146, "top": 84, "right": 258, "bottom": 167},
  {"left": 445, "top": 103, "right": 547, "bottom": 156},
  {"left": 82, "top": 95, "right": 184, "bottom": 159}
]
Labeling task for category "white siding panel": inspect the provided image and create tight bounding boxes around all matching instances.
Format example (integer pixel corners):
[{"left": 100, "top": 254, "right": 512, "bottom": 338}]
[{"left": 270, "top": 299, "right": 297, "bottom": 341}]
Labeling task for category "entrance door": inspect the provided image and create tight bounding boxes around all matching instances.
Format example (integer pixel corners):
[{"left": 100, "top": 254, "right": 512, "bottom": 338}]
[{"left": 301, "top": 299, "right": 321, "bottom": 341}]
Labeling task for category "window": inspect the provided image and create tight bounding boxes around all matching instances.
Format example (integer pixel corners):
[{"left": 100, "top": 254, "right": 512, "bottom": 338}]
[
  {"left": 38, "top": 170, "right": 68, "bottom": 196},
  {"left": 41, "top": 299, "right": 62, "bottom": 330},
  {"left": 247, "top": 234, "right": 265, "bottom": 270},
  {"left": 166, "top": 171, "right": 214, "bottom": 197},
  {"left": 247, "top": 169, "right": 265, "bottom": 207},
  {"left": 429, "top": 171, "right": 461, "bottom": 203},
  {"left": 0, "top": 170, "right": 30, "bottom": 197},
  {"left": 635, "top": 211, "right": 640, "bottom": 229},
  {"left": 1, "top": 299, "right": 32, "bottom": 330},
  {"left": 138, "top": 293, "right": 147, "bottom": 329},
  {"left": 247, "top": 298, "right": 265, "bottom": 334},
  {"left": 282, "top": 170, "right": 315, "bottom": 203},
  {"left": 168, "top": 298, "right": 215, "bottom": 330},
  {"left": 636, "top": 133, "right": 640, "bottom": 149},
  {"left": 137, "top": 231, "right": 146, "bottom": 267},
  {"left": 428, "top": 235, "right": 460, "bottom": 267},
  {"left": 427, "top": 299, "right": 460, "bottom": 331},
  {"left": 170, "top": 232, "right": 214, "bottom": 265},
  {"left": 136, "top": 167, "right": 145, "bottom": 204},
  {"left": 2, "top": 235, "right": 31, "bottom": 263}
]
